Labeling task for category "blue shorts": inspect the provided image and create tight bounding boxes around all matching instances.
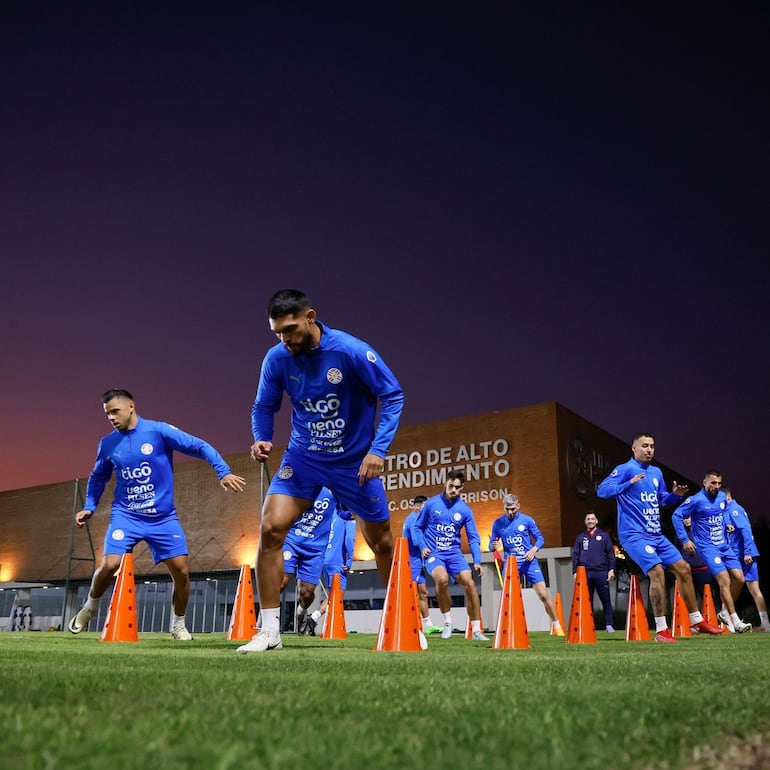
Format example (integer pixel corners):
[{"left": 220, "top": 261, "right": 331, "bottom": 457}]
[
  {"left": 698, "top": 542, "right": 742, "bottom": 576},
  {"left": 282, "top": 541, "right": 325, "bottom": 584},
  {"left": 104, "top": 510, "right": 188, "bottom": 563},
  {"left": 409, "top": 555, "right": 426, "bottom": 584},
  {"left": 743, "top": 560, "right": 759, "bottom": 582},
  {"left": 506, "top": 556, "right": 546, "bottom": 585},
  {"left": 268, "top": 448, "right": 389, "bottom": 522},
  {"left": 424, "top": 550, "right": 470, "bottom": 581},
  {"left": 621, "top": 532, "right": 683, "bottom": 575},
  {"left": 322, "top": 565, "right": 348, "bottom": 591}
]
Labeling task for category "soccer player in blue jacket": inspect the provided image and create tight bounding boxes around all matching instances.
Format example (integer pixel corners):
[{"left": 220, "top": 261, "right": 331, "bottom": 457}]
[
  {"left": 239, "top": 289, "right": 404, "bottom": 653},
  {"left": 69, "top": 389, "right": 246, "bottom": 640},
  {"left": 279, "top": 487, "right": 337, "bottom": 635},
  {"left": 490, "top": 493, "right": 565, "bottom": 635},
  {"left": 403, "top": 495, "right": 440, "bottom": 635},
  {"left": 597, "top": 433, "right": 721, "bottom": 642},
  {"left": 412, "top": 471, "right": 488, "bottom": 641},
  {"left": 725, "top": 487, "right": 770, "bottom": 631}
]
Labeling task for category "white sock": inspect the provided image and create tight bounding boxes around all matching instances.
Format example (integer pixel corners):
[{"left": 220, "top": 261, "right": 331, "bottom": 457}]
[
  {"left": 759, "top": 611, "right": 769, "bottom": 627},
  {"left": 654, "top": 616, "right": 668, "bottom": 632},
  {"left": 471, "top": 619, "right": 481, "bottom": 633},
  {"left": 422, "top": 616, "right": 433, "bottom": 629},
  {"left": 171, "top": 613, "right": 186, "bottom": 628},
  {"left": 688, "top": 611, "right": 703, "bottom": 625},
  {"left": 311, "top": 610, "right": 322, "bottom": 622},
  {"left": 730, "top": 612, "right": 741, "bottom": 625},
  {"left": 84, "top": 595, "right": 99, "bottom": 612},
  {"left": 260, "top": 607, "right": 280, "bottom": 634},
  {"left": 551, "top": 620, "right": 562, "bottom": 631},
  {"left": 443, "top": 612, "right": 452, "bottom": 626}
]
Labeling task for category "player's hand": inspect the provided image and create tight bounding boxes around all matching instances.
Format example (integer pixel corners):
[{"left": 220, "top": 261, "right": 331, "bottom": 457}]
[
  {"left": 357, "top": 453, "right": 384, "bottom": 485},
  {"left": 608, "top": 569, "right": 615, "bottom": 581},
  {"left": 250, "top": 441, "right": 272, "bottom": 461},
  {"left": 683, "top": 540, "right": 696, "bottom": 554},
  {"left": 421, "top": 547, "right": 431, "bottom": 559},
  {"left": 630, "top": 472, "right": 645, "bottom": 485},
  {"left": 524, "top": 547, "right": 538, "bottom": 562},
  {"left": 473, "top": 563, "right": 482, "bottom": 576},
  {"left": 74, "top": 509, "right": 93, "bottom": 527},
  {"left": 220, "top": 474, "right": 246, "bottom": 492},
  {"left": 672, "top": 481, "right": 689, "bottom": 496}
]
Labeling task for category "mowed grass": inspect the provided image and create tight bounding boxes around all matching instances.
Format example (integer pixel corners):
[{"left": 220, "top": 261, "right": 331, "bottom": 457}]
[{"left": 0, "top": 630, "right": 767, "bottom": 770}]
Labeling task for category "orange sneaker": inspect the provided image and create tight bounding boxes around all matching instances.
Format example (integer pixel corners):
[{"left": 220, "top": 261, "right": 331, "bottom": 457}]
[
  {"left": 654, "top": 628, "right": 677, "bottom": 643},
  {"left": 690, "top": 619, "right": 723, "bottom": 636}
]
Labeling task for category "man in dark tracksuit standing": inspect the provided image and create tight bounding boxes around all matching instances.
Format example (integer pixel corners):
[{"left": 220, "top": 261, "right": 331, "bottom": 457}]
[{"left": 572, "top": 511, "right": 617, "bottom": 632}]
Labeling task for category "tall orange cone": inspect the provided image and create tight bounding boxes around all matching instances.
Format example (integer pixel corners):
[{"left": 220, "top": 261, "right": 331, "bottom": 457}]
[
  {"left": 100, "top": 552, "right": 139, "bottom": 642},
  {"left": 227, "top": 564, "right": 258, "bottom": 641},
  {"left": 492, "top": 555, "right": 530, "bottom": 649},
  {"left": 701, "top": 584, "right": 725, "bottom": 631},
  {"left": 625, "top": 574, "right": 651, "bottom": 641},
  {"left": 374, "top": 537, "right": 424, "bottom": 652},
  {"left": 672, "top": 580, "right": 692, "bottom": 637},
  {"left": 465, "top": 615, "right": 473, "bottom": 639},
  {"left": 550, "top": 592, "right": 566, "bottom": 635},
  {"left": 566, "top": 566, "right": 597, "bottom": 644},
  {"left": 321, "top": 573, "right": 347, "bottom": 639}
]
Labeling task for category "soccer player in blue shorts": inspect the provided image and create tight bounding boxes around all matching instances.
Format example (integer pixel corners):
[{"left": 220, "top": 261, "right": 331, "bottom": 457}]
[
  {"left": 412, "top": 471, "right": 488, "bottom": 641},
  {"left": 403, "top": 495, "right": 441, "bottom": 635},
  {"left": 597, "top": 432, "right": 721, "bottom": 642},
  {"left": 69, "top": 389, "right": 246, "bottom": 640},
  {"left": 724, "top": 487, "right": 770, "bottom": 631},
  {"left": 673, "top": 471, "right": 751, "bottom": 633},
  {"left": 279, "top": 487, "right": 337, "bottom": 635},
  {"left": 238, "top": 289, "right": 404, "bottom": 653},
  {"left": 490, "top": 493, "right": 565, "bottom": 635},
  {"left": 308, "top": 505, "right": 357, "bottom": 634}
]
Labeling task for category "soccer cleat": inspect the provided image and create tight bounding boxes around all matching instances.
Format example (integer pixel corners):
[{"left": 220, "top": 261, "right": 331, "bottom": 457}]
[
  {"left": 236, "top": 629, "right": 283, "bottom": 653},
  {"left": 68, "top": 606, "right": 95, "bottom": 634},
  {"left": 690, "top": 619, "right": 724, "bottom": 636},
  {"left": 441, "top": 623, "right": 453, "bottom": 639},
  {"left": 471, "top": 631, "right": 489, "bottom": 641},
  {"left": 424, "top": 624, "right": 442, "bottom": 635},
  {"left": 733, "top": 619, "right": 752, "bottom": 634},
  {"left": 717, "top": 608, "right": 735, "bottom": 633},
  {"left": 654, "top": 628, "right": 677, "bottom": 643},
  {"left": 605, "top": 625, "right": 616, "bottom": 633},
  {"left": 297, "top": 613, "right": 309, "bottom": 636},
  {"left": 553, "top": 624, "right": 566, "bottom": 637},
  {"left": 306, "top": 617, "right": 317, "bottom": 636},
  {"left": 170, "top": 623, "right": 193, "bottom": 641}
]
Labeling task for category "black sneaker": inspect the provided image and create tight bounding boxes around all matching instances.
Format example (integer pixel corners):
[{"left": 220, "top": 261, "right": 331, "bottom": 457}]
[
  {"left": 307, "top": 616, "right": 317, "bottom": 636},
  {"left": 297, "top": 613, "right": 309, "bottom": 635}
]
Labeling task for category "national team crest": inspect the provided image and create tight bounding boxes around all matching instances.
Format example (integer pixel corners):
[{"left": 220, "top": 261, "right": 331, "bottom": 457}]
[
  {"left": 140, "top": 443, "right": 154, "bottom": 455},
  {"left": 327, "top": 368, "right": 343, "bottom": 384},
  {"left": 366, "top": 350, "right": 377, "bottom": 363},
  {"left": 278, "top": 465, "right": 294, "bottom": 479}
]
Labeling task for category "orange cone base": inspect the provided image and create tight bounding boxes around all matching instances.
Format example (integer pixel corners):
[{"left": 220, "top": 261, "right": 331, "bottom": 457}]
[
  {"left": 566, "top": 566, "right": 597, "bottom": 644},
  {"left": 100, "top": 553, "right": 139, "bottom": 642},
  {"left": 625, "top": 574, "right": 651, "bottom": 641},
  {"left": 321, "top": 573, "right": 347, "bottom": 640},
  {"left": 492, "top": 555, "right": 530, "bottom": 649},
  {"left": 672, "top": 581, "right": 692, "bottom": 637},
  {"left": 227, "top": 564, "right": 258, "bottom": 641}
]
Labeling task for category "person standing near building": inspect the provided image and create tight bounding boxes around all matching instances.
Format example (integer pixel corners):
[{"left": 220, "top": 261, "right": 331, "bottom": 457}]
[
  {"left": 403, "top": 495, "right": 441, "bottom": 635},
  {"left": 672, "top": 470, "right": 751, "bottom": 633},
  {"left": 413, "top": 471, "right": 489, "bottom": 641},
  {"left": 597, "top": 433, "right": 722, "bottom": 642},
  {"left": 724, "top": 488, "right": 770, "bottom": 632},
  {"left": 490, "top": 493, "right": 565, "bottom": 635},
  {"left": 238, "top": 289, "right": 404, "bottom": 653},
  {"left": 571, "top": 510, "right": 616, "bottom": 632},
  {"left": 279, "top": 487, "right": 337, "bottom": 635},
  {"left": 69, "top": 388, "right": 246, "bottom": 640}
]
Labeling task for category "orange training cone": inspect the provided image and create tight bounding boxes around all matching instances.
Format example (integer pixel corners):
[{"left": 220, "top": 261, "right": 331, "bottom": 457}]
[
  {"left": 701, "top": 584, "right": 724, "bottom": 631},
  {"left": 374, "top": 537, "right": 424, "bottom": 652},
  {"left": 566, "top": 566, "right": 597, "bottom": 644},
  {"left": 492, "top": 555, "right": 530, "bottom": 649},
  {"left": 625, "top": 574, "right": 651, "bottom": 642},
  {"left": 321, "top": 573, "right": 348, "bottom": 640},
  {"left": 550, "top": 592, "right": 566, "bottom": 635},
  {"left": 465, "top": 615, "right": 473, "bottom": 639},
  {"left": 227, "top": 564, "right": 258, "bottom": 641},
  {"left": 100, "top": 552, "right": 139, "bottom": 642},
  {"left": 672, "top": 580, "right": 692, "bottom": 637}
]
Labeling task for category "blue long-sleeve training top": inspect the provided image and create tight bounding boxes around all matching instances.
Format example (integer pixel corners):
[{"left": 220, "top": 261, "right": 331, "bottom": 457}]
[
  {"left": 413, "top": 494, "right": 482, "bottom": 564},
  {"left": 672, "top": 488, "right": 728, "bottom": 548},
  {"left": 726, "top": 498, "right": 759, "bottom": 560},
  {"left": 488, "top": 512, "right": 545, "bottom": 562}
]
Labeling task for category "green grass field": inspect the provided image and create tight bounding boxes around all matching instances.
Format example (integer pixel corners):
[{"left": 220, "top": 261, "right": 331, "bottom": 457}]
[{"left": 0, "top": 630, "right": 767, "bottom": 770}]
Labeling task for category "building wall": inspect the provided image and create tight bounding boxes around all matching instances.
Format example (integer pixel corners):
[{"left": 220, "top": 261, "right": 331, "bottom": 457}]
[{"left": 0, "top": 402, "right": 696, "bottom": 581}]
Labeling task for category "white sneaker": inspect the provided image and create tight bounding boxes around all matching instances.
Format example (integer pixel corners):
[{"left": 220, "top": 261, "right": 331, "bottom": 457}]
[
  {"left": 733, "top": 619, "right": 752, "bottom": 634},
  {"left": 471, "top": 631, "right": 489, "bottom": 641},
  {"left": 236, "top": 629, "right": 283, "bottom": 653},
  {"left": 170, "top": 623, "right": 193, "bottom": 641},
  {"left": 441, "top": 623, "right": 453, "bottom": 639},
  {"left": 717, "top": 608, "right": 735, "bottom": 633},
  {"left": 68, "top": 606, "right": 95, "bottom": 634}
]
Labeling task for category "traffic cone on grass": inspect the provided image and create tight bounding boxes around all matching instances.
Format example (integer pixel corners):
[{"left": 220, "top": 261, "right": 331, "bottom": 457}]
[
  {"left": 701, "top": 584, "right": 724, "bottom": 631},
  {"left": 321, "top": 573, "right": 347, "bottom": 640},
  {"left": 374, "top": 537, "right": 424, "bottom": 652},
  {"left": 566, "top": 566, "right": 597, "bottom": 644},
  {"left": 625, "top": 574, "right": 651, "bottom": 642},
  {"left": 550, "top": 592, "right": 566, "bottom": 636},
  {"left": 227, "top": 564, "right": 258, "bottom": 641},
  {"left": 672, "top": 580, "right": 692, "bottom": 637},
  {"left": 100, "top": 552, "right": 139, "bottom": 642},
  {"left": 492, "top": 555, "right": 530, "bottom": 649}
]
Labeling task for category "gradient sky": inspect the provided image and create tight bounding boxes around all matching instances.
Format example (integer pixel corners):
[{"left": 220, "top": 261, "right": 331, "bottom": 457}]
[{"left": 2, "top": 5, "right": 769, "bottom": 520}]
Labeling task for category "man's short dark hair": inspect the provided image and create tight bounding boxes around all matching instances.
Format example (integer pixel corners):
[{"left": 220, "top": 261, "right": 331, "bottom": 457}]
[
  {"left": 102, "top": 388, "right": 133, "bottom": 403},
  {"left": 267, "top": 289, "right": 311, "bottom": 320},
  {"left": 412, "top": 495, "right": 428, "bottom": 504},
  {"left": 447, "top": 469, "right": 465, "bottom": 484}
]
